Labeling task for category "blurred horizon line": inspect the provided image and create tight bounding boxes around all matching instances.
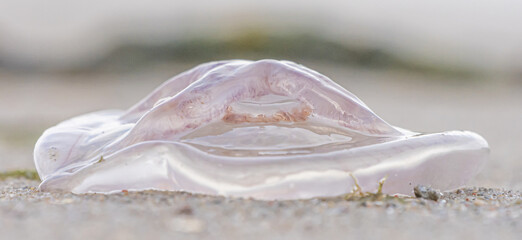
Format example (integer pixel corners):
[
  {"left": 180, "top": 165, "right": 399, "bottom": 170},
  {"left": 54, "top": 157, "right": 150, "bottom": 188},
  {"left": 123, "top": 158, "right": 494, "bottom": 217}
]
[{"left": 1, "top": 0, "right": 522, "bottom": 78}]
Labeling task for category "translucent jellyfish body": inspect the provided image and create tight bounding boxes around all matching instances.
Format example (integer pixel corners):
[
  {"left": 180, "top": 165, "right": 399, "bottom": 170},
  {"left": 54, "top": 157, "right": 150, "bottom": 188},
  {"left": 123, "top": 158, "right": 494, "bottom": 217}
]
[{"left": 34, "top": 60, "right": 489, "bottom": 200}]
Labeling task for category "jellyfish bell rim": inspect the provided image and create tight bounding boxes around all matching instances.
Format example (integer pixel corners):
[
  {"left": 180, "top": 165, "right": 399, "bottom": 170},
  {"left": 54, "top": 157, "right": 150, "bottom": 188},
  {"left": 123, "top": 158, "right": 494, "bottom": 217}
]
[{"left": 38, "top": 129, "right": 489, "bottom": 200}]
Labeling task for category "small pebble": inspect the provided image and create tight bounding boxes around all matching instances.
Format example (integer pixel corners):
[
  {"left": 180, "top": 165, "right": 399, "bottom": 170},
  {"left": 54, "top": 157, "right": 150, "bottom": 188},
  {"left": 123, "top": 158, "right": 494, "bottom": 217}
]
[{"left": 414, "top": 185, "right": 443, "bottom": 201}]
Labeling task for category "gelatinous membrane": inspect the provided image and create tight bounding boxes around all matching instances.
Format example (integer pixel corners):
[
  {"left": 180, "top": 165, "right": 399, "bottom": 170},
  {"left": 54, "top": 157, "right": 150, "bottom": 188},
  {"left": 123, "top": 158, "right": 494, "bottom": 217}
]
[{"left": 34, "top": 60, "right": 489, "bottom": 200}]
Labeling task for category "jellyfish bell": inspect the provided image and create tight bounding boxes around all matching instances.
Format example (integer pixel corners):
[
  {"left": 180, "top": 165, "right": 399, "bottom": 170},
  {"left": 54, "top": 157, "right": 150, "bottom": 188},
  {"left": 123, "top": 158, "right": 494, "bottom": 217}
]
[{"left": 34, "top": 59, "right": 489, "bottom": 200}]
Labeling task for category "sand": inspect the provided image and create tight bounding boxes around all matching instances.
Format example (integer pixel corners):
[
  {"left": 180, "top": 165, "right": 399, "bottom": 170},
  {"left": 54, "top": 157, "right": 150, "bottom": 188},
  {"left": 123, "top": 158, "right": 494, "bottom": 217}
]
[{"left": 1, "top": 178, "right": 520, "bottom": 240}]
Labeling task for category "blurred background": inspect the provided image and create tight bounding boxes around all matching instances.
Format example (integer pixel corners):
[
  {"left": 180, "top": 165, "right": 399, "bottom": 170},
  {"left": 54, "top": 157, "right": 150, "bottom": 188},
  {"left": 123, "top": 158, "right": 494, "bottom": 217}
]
[{"left": 0, "top": 0, "right": 521, "bottom": 189}]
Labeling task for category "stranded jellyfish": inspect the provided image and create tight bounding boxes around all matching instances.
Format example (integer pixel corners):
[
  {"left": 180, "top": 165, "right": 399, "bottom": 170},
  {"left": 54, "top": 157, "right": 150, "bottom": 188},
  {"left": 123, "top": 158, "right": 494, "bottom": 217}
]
[{"left": 34, "top": 60, "right": 489, "bottom": 200}]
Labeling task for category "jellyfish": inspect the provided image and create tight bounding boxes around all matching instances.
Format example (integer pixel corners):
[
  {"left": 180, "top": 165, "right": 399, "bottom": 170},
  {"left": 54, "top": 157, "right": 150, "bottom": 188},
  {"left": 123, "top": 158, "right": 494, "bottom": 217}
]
[{"left": 34, "top": 59, "right": 489, "bottom": 200}]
